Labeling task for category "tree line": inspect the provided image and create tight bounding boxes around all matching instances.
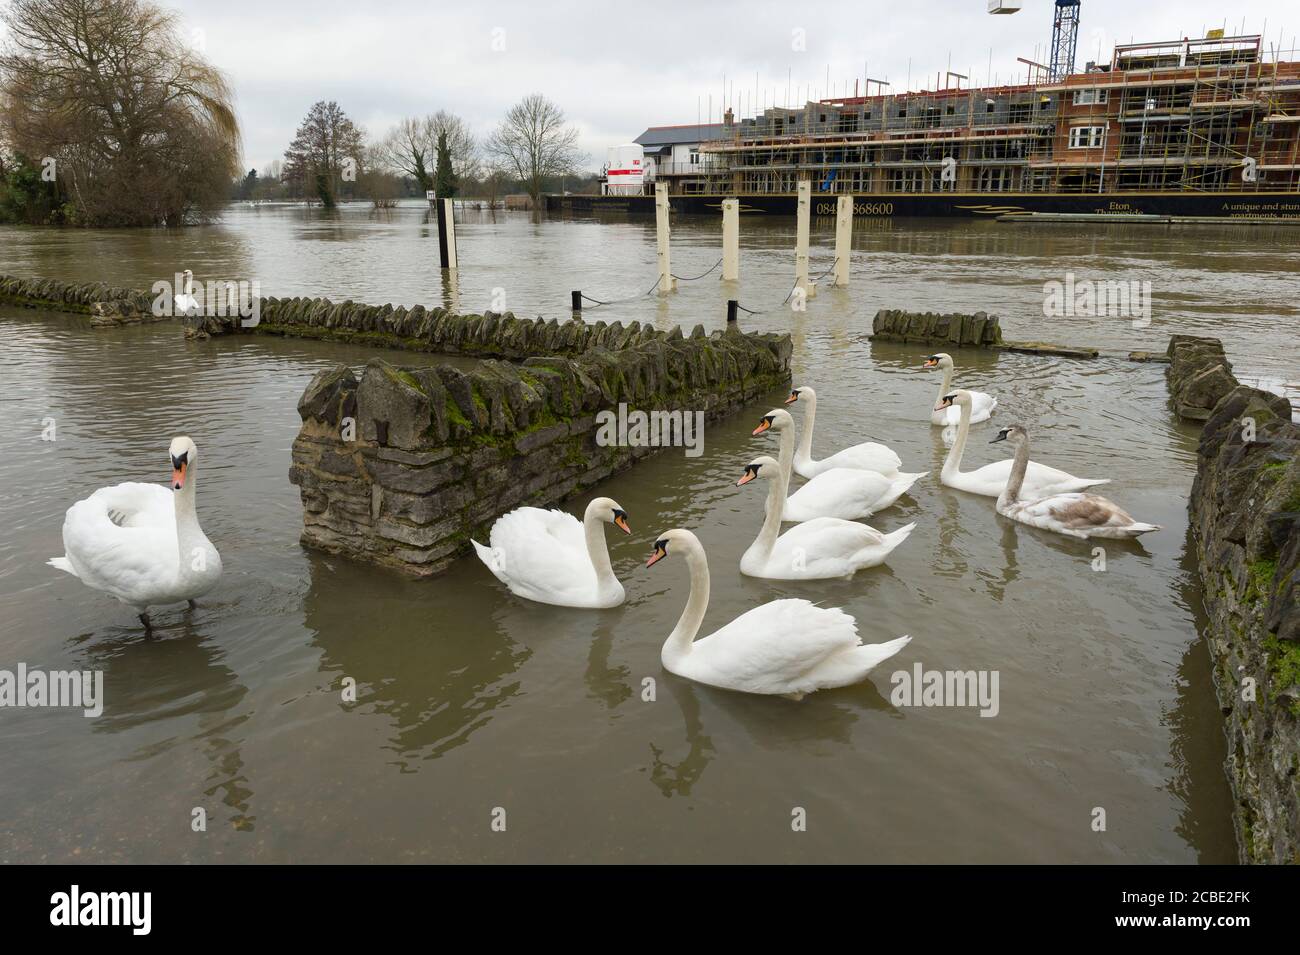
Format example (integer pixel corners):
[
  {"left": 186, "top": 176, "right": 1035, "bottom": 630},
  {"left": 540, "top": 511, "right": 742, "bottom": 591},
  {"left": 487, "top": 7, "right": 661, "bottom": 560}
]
[
  {"left": 0, "top": 0, "right": 594, "bottom": 226},
  {"left": 238, "top": 94, "right": 591, "bottom": 210}
]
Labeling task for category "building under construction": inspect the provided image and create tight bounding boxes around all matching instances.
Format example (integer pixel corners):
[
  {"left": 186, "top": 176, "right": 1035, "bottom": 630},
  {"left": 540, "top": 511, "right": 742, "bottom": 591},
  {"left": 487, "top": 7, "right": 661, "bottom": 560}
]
[{"left": 551, "top": 25, "right": 1300, "bottom": 219}]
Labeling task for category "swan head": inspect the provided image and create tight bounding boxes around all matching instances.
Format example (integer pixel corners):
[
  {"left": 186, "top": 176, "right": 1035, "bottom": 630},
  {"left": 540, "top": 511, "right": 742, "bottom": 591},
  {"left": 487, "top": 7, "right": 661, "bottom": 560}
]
[
  {"left": 169, "top": 436, "right": 197, "bottom": 490},
  {"left": 752, "top": 408, "right": 793, "bottom": 435},
  {"left": 645, "top": 528, "right": 696, "bottom": 568},
  {"left": 989, "top": 424, "right": 1027, "bottom": 446},
  {"left": 736, "top": 456, "right": 780, "bottom": 486},
  {"left": 935, "top": 389, "right": 971, "bottom": 412},
  {"left": 923, "top": 353, "right": 954, "bottom": 370},
  {"left": 784, "top": 386, "right": 814, "bottom": 405},
  {"left": 587, "top": 496, "right": 631, "bottom": 534}
]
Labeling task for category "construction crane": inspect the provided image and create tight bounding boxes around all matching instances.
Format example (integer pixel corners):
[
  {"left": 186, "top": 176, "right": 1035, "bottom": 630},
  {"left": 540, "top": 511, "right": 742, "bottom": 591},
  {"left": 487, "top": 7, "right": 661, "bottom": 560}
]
[{"left": 1049, "top": 0, "right": 1082, "bottom": 81}]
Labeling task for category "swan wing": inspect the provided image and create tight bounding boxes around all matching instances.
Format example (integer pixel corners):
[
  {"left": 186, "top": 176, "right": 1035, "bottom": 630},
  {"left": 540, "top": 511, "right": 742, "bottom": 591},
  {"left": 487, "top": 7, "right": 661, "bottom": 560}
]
[
  {"left": 480, "top": 506, "right": 599, "bottom": 603},
  {"left": 785, "top": 468, "right": 893, "bottom": 521},
  {"left": 959, "top": 459, "right": 1109, "bottom": 497},
  {"left": 819, "top": 442, "right": 902, "bottom": 475},
  {"left": 688, "top": 598, "right": 861, "bottom": 694},
  {"left": 1008, "top": 493, "right": 1157, "bottom": 537},
  {"left": 59, "top": 483, "right": 179, "bottom": 605}
]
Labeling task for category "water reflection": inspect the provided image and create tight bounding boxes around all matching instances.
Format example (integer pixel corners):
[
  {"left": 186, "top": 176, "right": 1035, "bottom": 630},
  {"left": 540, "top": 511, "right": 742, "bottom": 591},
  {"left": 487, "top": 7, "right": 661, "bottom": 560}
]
[
  {"left": 75, "top": 620, "right": 255, "bottom": 830},
  {"left": 302, "top": 554, "right": 529, "bottom": 770}
]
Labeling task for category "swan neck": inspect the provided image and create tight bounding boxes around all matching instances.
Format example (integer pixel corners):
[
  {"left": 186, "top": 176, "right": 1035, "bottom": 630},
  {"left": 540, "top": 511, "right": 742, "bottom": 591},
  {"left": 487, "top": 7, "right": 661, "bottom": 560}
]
[
  {"left": 173, "top": 467, "right": 204, "bottom": 575},
  {"left": 935, "top": 366, "right": 953, "bottom": 407},
  {"left": 751, "top": 472, "right": 787, "bottom": 560},
  {"left": 1000, "top": 438, "right": 1030, "bottom": 507},
  {"left": 796, "top": 396, "right": 815, "bottom": 462},
  {"left": 942, "top": 397, "right": 972, "bottom": 478},
  {"left": 666, "top": 542, "right": 710, "bottom": 660},
  {"left": 776, "top": 421, "right": 795, "bottom": 481},
  {"left": 583, "top": 510, "right": 616, "bottom": 586}
]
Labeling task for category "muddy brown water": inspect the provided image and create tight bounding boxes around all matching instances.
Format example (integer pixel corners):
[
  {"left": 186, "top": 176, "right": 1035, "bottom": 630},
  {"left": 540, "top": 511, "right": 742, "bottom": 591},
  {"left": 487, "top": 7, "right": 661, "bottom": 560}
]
[{"left": 2, "top": 201, "right": 1295, "bottom": 862}]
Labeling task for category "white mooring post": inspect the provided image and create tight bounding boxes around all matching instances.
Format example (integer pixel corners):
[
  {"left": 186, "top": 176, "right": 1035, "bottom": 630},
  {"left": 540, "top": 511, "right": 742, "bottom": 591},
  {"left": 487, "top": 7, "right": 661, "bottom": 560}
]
[
  {"left": 655, "top": 182, "right": 677, "bottom": 295},
  {"left": 721, "top": 198, "right": 740, "bottom": 281},
  {"left": 833, "top": 195, "right": 852, "bottom": 287},
  {"left": 794, "top": 180, "right": 816, "bottom": 300},
  {"left": 435, "top": 197, "right": 458, "bottom": 269}
]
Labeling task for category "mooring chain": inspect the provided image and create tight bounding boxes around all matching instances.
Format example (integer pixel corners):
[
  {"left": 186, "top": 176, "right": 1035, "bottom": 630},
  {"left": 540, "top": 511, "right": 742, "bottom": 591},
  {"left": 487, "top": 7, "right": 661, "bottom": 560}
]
[{"left": 735, "top": 257, "right": 841, "bottom": 315}]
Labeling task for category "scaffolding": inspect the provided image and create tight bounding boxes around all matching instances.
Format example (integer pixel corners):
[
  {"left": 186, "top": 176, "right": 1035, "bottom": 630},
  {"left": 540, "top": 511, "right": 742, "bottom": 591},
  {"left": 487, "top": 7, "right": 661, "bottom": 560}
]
[{"left": 667, "top": 34, "right": 1300, "bottom": 199}]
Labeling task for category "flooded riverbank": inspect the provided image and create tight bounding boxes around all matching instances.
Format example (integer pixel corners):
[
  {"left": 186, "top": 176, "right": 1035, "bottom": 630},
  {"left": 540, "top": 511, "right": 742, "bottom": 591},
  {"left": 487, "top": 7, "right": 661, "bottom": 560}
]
[{"left": 2, "top": 202, "right": 1292, "bottom": 861}]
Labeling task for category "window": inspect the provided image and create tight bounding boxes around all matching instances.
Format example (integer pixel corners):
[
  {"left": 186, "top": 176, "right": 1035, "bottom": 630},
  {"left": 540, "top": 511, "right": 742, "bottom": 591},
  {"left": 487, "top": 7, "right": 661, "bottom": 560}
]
[
  {"left": 1008, "top": 103, "right": 1032, "bottom": 124},
  {"left": 1069, "top": 125, "right": 1106, "bottom": 148},
  {"left": 1072, "top": 88, "right": 1109, "bottom": 105},
  {"left": 688, "top": 150, "right": 699, "bottom": 165}
]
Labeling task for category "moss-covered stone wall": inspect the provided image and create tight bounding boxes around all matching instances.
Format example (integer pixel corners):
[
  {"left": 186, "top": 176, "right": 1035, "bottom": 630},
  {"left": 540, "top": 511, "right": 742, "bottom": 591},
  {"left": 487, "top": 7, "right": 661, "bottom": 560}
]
[
  {"left": 0, "top": 274, "right": 157, "bottom": 326},
  {"left": 1176, "top": 337, "right": 1300, "bottom": 863},
  {"left": 289, "top": 324, "right": 793, "bottom": 577}
]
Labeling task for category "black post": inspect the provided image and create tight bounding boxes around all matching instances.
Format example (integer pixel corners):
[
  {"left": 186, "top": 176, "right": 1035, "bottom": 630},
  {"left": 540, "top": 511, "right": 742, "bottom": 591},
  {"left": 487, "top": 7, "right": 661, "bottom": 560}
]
[
  {"left": 435, "top": 197, "right": 450, "bottom": 268},
  {"left": 726, "top": 299, "right": 739, "bottom": 325},
  {"left": 571, "top": 290, "right": 582, "bottom": 313}
]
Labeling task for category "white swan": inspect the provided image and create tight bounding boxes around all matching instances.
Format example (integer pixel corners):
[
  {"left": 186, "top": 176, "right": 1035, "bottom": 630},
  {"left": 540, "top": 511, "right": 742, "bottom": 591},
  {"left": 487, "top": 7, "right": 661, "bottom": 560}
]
[
  {"left": 646, "top": 528, "right": 911, "bottom": 699},
  {"left": 174, "top": 269, "right": 199, "bottom": 316},
  {"left": 924, "top": 353, "right": 996, "bottom": 426},
  {"left": 784, "top": 386, "right": 914, "bottom": 478},
  {"left": 935, "top": 390, "right": 1109, "bottom": 498},
  {"left": 472, "top": 497, "right": 631, "bottom": 608},
  {"left": 755, "top": 409, "right": 925, "bottom": 521},
  {"left": 48, "top": 436, "right": 222, "bottom": 632},
  {"left": 991, "top": 426, "right": 1161, "bottom": 539},
  {"left": 737, "top": 456, "right": 915, "bottom": 579}
]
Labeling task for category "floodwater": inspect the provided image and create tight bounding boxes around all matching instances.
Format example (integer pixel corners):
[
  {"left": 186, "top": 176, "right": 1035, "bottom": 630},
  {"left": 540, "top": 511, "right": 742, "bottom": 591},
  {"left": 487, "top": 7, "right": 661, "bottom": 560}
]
[{"left": 1, "top": 200, "right": 1296, "bottom": 863}]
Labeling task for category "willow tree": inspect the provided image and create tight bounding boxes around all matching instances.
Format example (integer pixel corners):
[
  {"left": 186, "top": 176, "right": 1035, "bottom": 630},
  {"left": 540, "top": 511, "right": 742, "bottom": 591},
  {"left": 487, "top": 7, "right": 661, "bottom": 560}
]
[
  {"left": 484, "top": 94, "right": 584, "bottom": 207},
  {"left": 0, "top": 0, "right": 241, "bottom": 226}
]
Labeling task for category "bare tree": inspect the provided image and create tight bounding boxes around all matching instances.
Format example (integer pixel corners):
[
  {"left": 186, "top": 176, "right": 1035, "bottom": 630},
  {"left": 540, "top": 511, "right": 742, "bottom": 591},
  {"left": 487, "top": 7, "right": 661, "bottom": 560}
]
[
  {"left": 484, "top": 94, "right": 584, "bottom": 207},
  {"left": 374, "top": 110, "right": 478, "bottom": 194},
  {"left": 0, "top": 0, "right": 241, "bottom": 226},
  {"left": 283, "top": 101, "right": 365, "bottom": 207}
]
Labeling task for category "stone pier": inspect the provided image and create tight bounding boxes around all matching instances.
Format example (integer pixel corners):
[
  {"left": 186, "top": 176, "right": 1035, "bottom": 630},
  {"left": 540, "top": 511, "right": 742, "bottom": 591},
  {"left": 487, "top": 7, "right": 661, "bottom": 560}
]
[{"left": 289, "top": 323, "right": 792, "bottom": 577}]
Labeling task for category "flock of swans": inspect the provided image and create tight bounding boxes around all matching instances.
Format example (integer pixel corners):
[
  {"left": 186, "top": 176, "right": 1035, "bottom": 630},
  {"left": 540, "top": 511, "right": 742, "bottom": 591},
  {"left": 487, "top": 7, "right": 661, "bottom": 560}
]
[
  {"left": 45, "top": 353, "right": 1157, "bottom": 702},
  {"left": 471, "top": 354, "right": 1159, "bottom": 700}
]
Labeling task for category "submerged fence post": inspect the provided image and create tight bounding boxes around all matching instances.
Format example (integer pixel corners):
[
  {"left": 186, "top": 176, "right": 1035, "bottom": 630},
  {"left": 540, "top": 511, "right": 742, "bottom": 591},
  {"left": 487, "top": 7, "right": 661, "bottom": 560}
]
[
  {"left": 726, "top": 299, "right": 739, "bottom": 325},
  {"left": 794, "top": 180, "right": 816, "bottom": 300},
  {"left": 721, "top": 198, "right": 740, "bottom": 281},
  {"left": 833, "top": 195, "right": 852, "bottom": 287},
  {"left": 655, "top": 182, "right": 677, "bottom": 295},
  {"left": 435, "top": 197, "right": 458, "bottom": 269},
  {"left": 571, "top": 290, "right": 582, "bottom": 313}
]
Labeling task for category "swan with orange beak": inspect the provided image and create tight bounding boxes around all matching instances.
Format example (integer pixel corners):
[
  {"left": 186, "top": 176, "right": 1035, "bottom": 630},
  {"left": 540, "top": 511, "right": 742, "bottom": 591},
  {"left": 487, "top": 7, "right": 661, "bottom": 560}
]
[{"left": 48, "top": 436, "right": 223, "bottom": 633}]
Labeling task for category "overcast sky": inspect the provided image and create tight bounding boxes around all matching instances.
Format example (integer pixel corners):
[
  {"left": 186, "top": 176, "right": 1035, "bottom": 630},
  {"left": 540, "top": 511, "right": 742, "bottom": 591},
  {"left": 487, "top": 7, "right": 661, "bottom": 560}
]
[{"left": 67, "top": 0, "right": 1300, "bottom": 172}]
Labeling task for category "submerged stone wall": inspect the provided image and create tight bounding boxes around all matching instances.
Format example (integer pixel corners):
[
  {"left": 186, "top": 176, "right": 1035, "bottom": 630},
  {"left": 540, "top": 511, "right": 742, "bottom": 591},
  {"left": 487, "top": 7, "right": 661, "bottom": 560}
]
[
  {"left": 0, "top": 274, "right": 157, "bottom": 327},
  {"left": 870, "top": 309, "right": 1004, "bottom": 348},
  {"left": 289, "top": 325, "right": 792, "bottom": 576},
  {"left": 1178, "top": 337, "right": 1300, "bottom": 863},
  {"left": 189, "top": 294, "right": 682, "bottom": 359}
]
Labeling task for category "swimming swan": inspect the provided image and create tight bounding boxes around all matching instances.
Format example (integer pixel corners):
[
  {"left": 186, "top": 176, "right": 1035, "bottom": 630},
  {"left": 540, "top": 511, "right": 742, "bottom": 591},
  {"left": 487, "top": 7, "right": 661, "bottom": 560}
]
[
  {"left": 923, "top": 353, "right": 996, "bottom": 426},
  {"left": 755, "top": 409, "right": 925, "bottom": 521},
  {"left": 48, "top": 436, "right": 222, "bottom": 632},
  {"left": 934, "top": 390, "right": 1109, "bottom": 498},
  {"left": 991, "top": 425, "right": 1160, "bottom": 540},
  {"left": 472, "top": 497, "right": 632, "bottom": 608},
  {"left": 647, "top": 528, "right": 911, "bottom": 699},
  {"left": 784, "top": 386, "right": 916, "bottom": 478},
  {"left": 737, "top": 456, "right": 915, "bottom": 579}
]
